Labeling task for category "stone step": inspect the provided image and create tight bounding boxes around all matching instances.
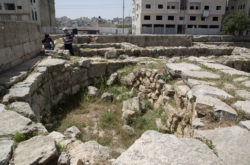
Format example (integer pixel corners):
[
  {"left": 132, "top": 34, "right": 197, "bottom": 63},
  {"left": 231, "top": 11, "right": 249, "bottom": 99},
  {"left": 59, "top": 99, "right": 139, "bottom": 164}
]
[{"left": 0, "top": 56, "right": 48, "bottom": 89}]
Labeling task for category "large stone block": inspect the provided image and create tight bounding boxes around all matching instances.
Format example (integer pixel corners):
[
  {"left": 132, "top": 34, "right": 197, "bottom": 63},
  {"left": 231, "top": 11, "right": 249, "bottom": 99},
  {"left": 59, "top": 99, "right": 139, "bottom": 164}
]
[
  {"left": 23, "top": 42, "right": 32, "bottom": 55},
  {"left": 113, "top": 131, "right": 225, "bottom": 165},
  {"left": 88, "top": 62, "right": 107, "bottom": 78},
  {"left": 106, "top": 61, "right": 124, "bottom": 76},
  {"left": 0, "top": 47, "right": 13, "bottom": 66}
]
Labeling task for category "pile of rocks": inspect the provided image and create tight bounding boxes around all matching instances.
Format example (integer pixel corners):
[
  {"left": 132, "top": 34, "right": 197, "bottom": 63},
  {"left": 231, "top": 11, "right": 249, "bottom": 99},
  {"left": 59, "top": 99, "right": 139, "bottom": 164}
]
[{"left": 128, "top": 68, "right": 166, "bottom": 104}]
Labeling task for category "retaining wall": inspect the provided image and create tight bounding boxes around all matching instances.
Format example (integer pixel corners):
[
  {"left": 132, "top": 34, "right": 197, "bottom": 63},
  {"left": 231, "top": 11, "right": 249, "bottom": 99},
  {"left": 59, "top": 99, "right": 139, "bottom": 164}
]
[{"left": 0, "top": 21, "right": 43, "bottom": 74}]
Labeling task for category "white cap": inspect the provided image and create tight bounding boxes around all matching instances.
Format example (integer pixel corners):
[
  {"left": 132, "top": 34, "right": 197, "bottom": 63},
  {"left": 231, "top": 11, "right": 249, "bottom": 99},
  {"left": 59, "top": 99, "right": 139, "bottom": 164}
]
[{"left": 63, "top": 27, "right": 68, "bottom": 30}]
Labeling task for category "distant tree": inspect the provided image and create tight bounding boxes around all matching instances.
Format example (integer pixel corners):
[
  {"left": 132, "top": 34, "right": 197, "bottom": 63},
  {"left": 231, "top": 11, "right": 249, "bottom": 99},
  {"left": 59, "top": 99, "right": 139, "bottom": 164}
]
[
  {"left": 221, "top": 10, "right": 250, "bottom": 35},
  {"left": 117, "top": 25, "right": 132, "bottom": 28}
]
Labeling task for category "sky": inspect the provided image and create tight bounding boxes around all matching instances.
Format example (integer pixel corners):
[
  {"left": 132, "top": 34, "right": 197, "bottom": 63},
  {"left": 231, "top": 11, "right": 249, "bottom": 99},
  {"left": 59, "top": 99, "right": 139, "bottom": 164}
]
[{"left": 55, "top": 0, "right": 133, "bottom": 20}]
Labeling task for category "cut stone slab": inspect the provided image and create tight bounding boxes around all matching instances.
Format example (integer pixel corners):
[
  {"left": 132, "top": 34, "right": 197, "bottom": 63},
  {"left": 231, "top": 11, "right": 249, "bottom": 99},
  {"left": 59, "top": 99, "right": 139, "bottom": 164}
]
[
  {"left": 236, "top": 90, "right": 250, "bottom": 101},
  {"left": 69, "top": 140, "right": 112, "bottom": 165},
  {"left": 192, "top": 85, "right": 233, "bottom": 100},
  {"left": 187, "top": 79, "right": 216, "bottom": 88},
  {"left": 48, "top": 131, "right": 65, "bottom": 144},
  {"left": 242, "top": 81, "right": 250, "bottom": 87},
  {"left": 221, "top": 69, "right": 250, "bottom": 76},
  {"left": 0, "top": 56, "right": 47, "bottom": 88},
  {"left": 195, "top": 95, "right": 238, "bottom": 120},
  {"left": 239, "top": 120, "right": 250, "bottom": 131},
  {"left": 233, "top": 101, "right": 250, "bottom": 119},
  {"left": 122, "top": 97, "right": 142, "bottom": 114},
  {"left": 202, "top": 63, "right": 233, "bottom": 70},
  {"left": 113, "top": 130, "right": 225, "bottom": 165},
  {"left": 37, "top": 59, "right": 66, "bottom": 72},
  {"left": 13, "top": 136, "right": 58, "bottom": 165},
  {"left": 181, "top": 70, "right": 220, "bottom": 80},
  {"left": 0, "top": 140, "right": 14, "bottom": 165},
  {"left": 78, "top": 58, "right": 91, "bottom": 68},
  {"left": 107, "top": 72, "right": 118, "bottom": 86},
  {"left": 0, "top": 104, "right": 6, "bottom": 114},
  {"left": 194, "top": 126, "right": 250, "bottom": 165},
  {"left": 58, "top": 152, "right": 70, "bottom": 165},
  {"left": 192, "top": 118, "right": 205, "bottom": 129},
  {"left": 64, "top": 126, "right": 82, "bottom": 139},
  {"left": 234, "top": 77, "right": 249, "bottom": 82},
  {"left": 0, "top": 111, "right": 37, "bottom": 140},
  {"left": 10, "top": 102, "right": 35, "bottom": 119},
  {"left": 88, "top": 86, "right": 101, "bottom": 97},
  {"left": 166, "top": 63, "right": 201, "bottom": 78}
]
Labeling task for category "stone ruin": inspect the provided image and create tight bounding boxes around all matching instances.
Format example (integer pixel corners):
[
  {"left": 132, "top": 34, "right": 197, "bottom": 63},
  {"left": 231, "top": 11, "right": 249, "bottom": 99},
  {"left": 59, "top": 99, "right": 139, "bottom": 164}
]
[{"left": 0, "top": 22, "right": 250, "bottom": 164}]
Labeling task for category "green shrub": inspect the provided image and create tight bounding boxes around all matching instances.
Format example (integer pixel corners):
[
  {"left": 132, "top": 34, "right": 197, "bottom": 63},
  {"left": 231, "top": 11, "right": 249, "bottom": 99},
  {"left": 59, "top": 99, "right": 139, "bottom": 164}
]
[
  {"left": 56, "top": 143, "right": 67, "bottom": 154},
  {"left": 13, "top": 131, "right": 26, "bottom": 143},
  {"left": 161, "top": 72, "right": 171, "bottom": 83},
  {"left": 100, "top": 112, "right": 116, "bottom": 128}
]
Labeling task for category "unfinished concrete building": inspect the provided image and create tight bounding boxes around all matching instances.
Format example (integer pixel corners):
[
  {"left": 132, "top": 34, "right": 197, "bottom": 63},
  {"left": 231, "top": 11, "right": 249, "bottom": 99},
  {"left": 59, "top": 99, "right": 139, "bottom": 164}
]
[
  {"left": 132, "top": 0, "right": 227, "bottom": 35},
  {"left": 0, "top": 0, "right": 56, "bottom": 27}
]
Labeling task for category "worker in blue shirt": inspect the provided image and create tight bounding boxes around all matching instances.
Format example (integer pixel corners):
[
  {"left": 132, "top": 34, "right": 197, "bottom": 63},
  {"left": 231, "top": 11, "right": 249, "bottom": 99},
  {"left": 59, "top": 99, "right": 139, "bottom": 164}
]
[{"left": 62, "top": 27, "right": 74, "bottom": 56}]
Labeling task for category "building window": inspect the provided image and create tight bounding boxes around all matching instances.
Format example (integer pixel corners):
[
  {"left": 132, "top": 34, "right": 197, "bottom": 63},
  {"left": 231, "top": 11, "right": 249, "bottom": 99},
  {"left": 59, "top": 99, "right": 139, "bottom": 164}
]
[
  {"left": 146, "top": 4, "right": 151, "bottom": 9},
  {"left": 30, "top": 0, "right": 32, "bottom": 4},
  {"left": 17, "top": 6, "right": 22, "bottom": 9},
  {"left": 31, "top": 10, "right": 34, "bottom": 20},
  {"left": 213, "top": 17, "right": 219, "bottom": 21},
  {"left": 167, "top": 6, "right": 170, "bottom": 9},
  {"left": 4, "top": 3, "right": 15, "bottom": 10},
  {"left": 241, "top": 5, "right": 243, "bottom": 9},
  {"left": 226, "top": 7, "right": 228, "bottom": 11},
  {"left": 190, "top": 16, "right": 196, "bottom": 21},
  {"left": 144, "top": 16, "right": 150, "bottom": 20},
  {"left": 201, "top": 17, "right": 206, "bottom": 21},
  {"left": 179, "top": 17, "right": 184, "bottom": 20},
  {"left": 35, "top": 11, "right": 37, "bottom": 20},
  {"left": 168, "top": 16, "right": 174, "bottom": 20},
  {"left": 204, "top": 6, "right": 209, "bottom": 10},
  {"left": 216, "top": 6, "right": 221, "bottom": 10},
  {"left": 158, "top": 4, "right": 163, "bottom": 9},
  {"left": 231, "top": 6, "right": 234, "bottom": 10},
  {"left": 190, "top": 6, "right": 194, "bottom": 10},
  {"left": 156, "top": 16, "right": 163, "bottom": 20},
  {"left": 196, "top": 6, "right": 199, "bottom": 10},
  {"left": 187, "top": 25, "right": 197, "bottom": 28},
  {"left": 243, "top": 4, "right": 245, "bottom": 9},
  {"left": 166, "top": 24, "right": 175, "bottom": 28},
  {"left": 0, "top": 4, "right": 2, "bottom": 10},
  {"left": 210, "top": 25, "right": 219, "bottom": 28},
  {"left": 199, "top": 25, "right": 208, "bottom": 28},
  {"left": 171, "top": 6, "right": 175, "bottom": 9}
]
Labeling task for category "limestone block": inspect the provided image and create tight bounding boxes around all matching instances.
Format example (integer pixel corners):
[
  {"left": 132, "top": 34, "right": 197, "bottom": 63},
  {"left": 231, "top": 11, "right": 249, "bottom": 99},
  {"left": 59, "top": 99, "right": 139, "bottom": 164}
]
[
  {"left": 122, "top": 125, "right": 135, "bottom": 136},
  {"left": 187, "top": 79, "right": 216, "bottom": 88},
  {"left": 220, "top": 69, "right": 250, "bottom": 76},
  {"left": 88, "top": 62, "right": 107, "bottom": 78},
  {"left": 37, "top": 59, "right": 66, "bottom": 72},
  {"left": 101, "top": 93, "right": 114, "bottom": 102},
  {"left": 194, "top": 126, "right": 250, "bottom": 165},
  {"left": 12, "top": 44, "right": 24, "bottom": 60},
  {"left": 0, "top": 47, "right": 13, "bottom": 66},
  {"left": 113, "top": 131, "right": 225, "bottom": 165},
  {"left": 78, "top": 58, "right": 91, "bottom": 68},
  {"left": 23, "top": 42, "right": 32, "bottom": 55},
  {"left": 64, "top": 126, "right": 82, "bottom": 139},
  {"left": 195, "top": 95, "right": 238, "bottom": 120},
  {"left": 48, "top": 131, "right": 65, "bottom": 144},
  {"left": 236, "top": 90, "right": 250, "bottom": 100},
  {"left": 166, "top": 63, "right": 201, "bottom": 78},
  {"left": 181, "top": 70, "right": 220, "bottom": 81},
  {"left": 0, "top": 111, "right": 38, "bottom": 140},
  {"left": 14, "top": 136, "right": 58, "bottom": 165},
  {"left": 192, "top": 118, "right": 205, "bottom": 129},
  {"left": 107, "top": 61, "right": 124, "bottom": 76},
  {"left": 88, "top": 86, "right": 101, "bottom": 97},
  {"left": 107, "top": 72, "right": 118, "bottom": 86},
  {"left": 193, "top": 35, "right": 209, "bottom": 42},
  {"left": 0, "top": 140, "right": 14, "bottom": 165},
  {"left": 105, "top": 50, "right": 117, "bottom": 59},
  {"left": 10, "top": 102, "right": 35, "bottom": 119},
  {"left": 191, "top": 85, "right": 233, "bottom": 100},
  {"left": 233, "top": 101, "right": 250, "bottom": 119},
  {"left": 30, "top": 41, "right": 36, "bottom": 53},
  {"left": 0, "top": 103, "right": 6, "bottom": 114},
  {"left": 58, "top": 152, "right": 70, "bottom": 165}
]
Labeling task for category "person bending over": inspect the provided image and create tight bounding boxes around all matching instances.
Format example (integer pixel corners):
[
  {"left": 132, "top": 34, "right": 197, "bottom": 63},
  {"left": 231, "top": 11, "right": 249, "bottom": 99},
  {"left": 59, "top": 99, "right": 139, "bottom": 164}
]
[{"left": 42, "top": 34, "right": 55, "bottom": 50}]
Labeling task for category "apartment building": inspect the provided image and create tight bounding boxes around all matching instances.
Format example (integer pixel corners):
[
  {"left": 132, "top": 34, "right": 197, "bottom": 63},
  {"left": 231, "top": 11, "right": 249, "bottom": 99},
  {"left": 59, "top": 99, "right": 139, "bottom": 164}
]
[
  {"left": 0, "top": 0, "right": 55, "bottom": 27},
  {"left": 225, "top": 0, "right": 250, "bottom": 17},
  {"left": 132, "top": 0, "right": 227, "bottom": 35}
]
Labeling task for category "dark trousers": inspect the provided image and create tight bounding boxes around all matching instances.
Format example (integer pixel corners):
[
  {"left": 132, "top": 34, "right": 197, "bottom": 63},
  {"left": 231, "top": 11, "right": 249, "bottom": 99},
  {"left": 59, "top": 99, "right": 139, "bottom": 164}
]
[{"left": 64, "top": 43, "right": 74, "bottom": 56}]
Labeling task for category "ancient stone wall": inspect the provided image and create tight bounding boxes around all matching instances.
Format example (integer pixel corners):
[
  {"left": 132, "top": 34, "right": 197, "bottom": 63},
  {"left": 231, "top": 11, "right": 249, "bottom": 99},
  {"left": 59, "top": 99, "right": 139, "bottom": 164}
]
[
  {"left": 2, "top": 57, "right": 135, "bottom": 120},
  {"left": 0, "top": 21, "right": 43, "bottom": 74}
]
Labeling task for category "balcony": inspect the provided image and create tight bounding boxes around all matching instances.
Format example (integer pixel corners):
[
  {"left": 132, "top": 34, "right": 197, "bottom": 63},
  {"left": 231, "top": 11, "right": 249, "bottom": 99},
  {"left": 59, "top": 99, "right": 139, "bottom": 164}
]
[
  {"left": 167, "top": 9, "right": 180, "bottom": 13},
  {"left": 187, "top": 9, "right": 202, "bottom": 14}
]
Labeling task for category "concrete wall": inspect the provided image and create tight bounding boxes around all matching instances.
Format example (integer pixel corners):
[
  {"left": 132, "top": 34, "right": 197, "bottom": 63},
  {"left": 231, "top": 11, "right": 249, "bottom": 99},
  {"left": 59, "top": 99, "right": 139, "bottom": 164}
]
[
  {"left": 37, "top": 0, "right": 56, "bottom": 27},
  {"left": 0, "top": 21, "right": 42, "bottom": 74}
]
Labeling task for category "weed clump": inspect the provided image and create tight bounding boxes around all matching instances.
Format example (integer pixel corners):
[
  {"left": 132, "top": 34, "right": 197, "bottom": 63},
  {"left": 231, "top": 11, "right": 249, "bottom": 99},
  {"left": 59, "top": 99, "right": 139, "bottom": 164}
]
[{"left": 13, "top": 131, "right": 26, "bottom": 143}]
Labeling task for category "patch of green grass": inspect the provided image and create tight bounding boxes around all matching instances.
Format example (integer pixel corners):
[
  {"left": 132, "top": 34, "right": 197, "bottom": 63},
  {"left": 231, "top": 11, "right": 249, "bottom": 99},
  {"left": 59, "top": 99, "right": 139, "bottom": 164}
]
[
  {"left": 100, "top": 112, "right": 117, "bottom": 129},
  {"left": 56, "top": 143, "right": 67, "bottom": 155},
  {"left": 96, "top": 136, "right": 113, "bottom": 146},
  {"left": 13, "top": 131, "right": 25, "bottom": 143},
  {"left": 144, "top": 99, "right": 153, "bottom": 110},
  {"left": 198, "top": 138, "right": 218, "bottom": 156}
]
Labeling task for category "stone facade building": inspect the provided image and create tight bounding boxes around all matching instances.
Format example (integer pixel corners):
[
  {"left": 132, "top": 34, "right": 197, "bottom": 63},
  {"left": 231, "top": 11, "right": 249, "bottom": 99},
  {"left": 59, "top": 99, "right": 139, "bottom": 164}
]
[
  {"left": 132, "top": 0, "right": 227, "bottom": 35},
  {"left": 0, "top": 0, "right": 55, "bottom": 27}
]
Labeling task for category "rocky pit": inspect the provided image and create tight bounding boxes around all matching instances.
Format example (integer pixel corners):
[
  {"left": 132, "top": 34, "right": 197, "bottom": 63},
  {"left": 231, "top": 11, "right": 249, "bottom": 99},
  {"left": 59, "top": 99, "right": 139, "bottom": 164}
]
[{"left": 0, "top": 35, "right": 250, "bottom": 165}]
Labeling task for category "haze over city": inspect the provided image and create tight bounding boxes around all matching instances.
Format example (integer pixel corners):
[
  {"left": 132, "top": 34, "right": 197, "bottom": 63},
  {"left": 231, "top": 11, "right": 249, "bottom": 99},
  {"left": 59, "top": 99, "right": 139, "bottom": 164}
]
[{"left": 55, "top": 0, "right": 132, "bottom": 19}]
